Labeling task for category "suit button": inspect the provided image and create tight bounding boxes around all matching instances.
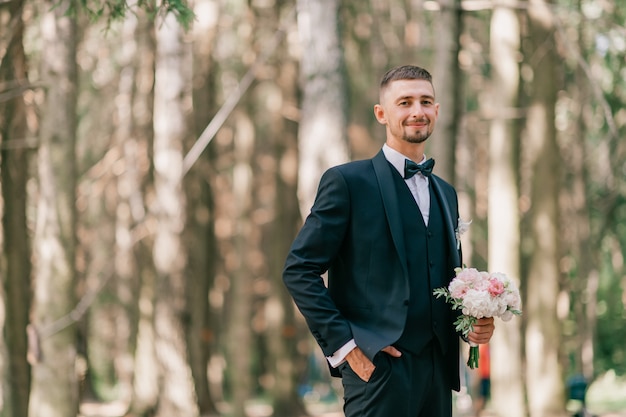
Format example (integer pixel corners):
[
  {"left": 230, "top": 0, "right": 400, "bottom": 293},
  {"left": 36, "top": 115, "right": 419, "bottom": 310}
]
[{"left": 403, "top": 300, "right": 409, "bottom": 306}]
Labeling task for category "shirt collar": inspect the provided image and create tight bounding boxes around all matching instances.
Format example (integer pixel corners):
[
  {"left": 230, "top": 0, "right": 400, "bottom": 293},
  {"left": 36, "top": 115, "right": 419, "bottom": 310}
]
[{"left": 382, "top": 143, "right": 427, "bottom": 178}]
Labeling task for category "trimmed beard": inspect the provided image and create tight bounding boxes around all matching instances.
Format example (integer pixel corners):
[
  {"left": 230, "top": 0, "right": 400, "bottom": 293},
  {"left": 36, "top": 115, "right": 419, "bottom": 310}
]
[{"left": 402, "top": 130, "right": 431, "bottom": 144}]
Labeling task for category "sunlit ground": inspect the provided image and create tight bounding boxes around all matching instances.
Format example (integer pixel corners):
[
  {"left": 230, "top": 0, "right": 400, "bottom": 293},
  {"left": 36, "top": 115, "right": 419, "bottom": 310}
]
[{"left": 78, "top": 370, "right": 626, "bottom": 417}]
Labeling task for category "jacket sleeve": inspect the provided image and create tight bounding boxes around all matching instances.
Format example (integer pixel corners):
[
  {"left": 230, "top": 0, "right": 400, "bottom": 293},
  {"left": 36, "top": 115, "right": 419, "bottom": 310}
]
[{"left": 282, "top": 168, "right": 354, "bottom": 356}]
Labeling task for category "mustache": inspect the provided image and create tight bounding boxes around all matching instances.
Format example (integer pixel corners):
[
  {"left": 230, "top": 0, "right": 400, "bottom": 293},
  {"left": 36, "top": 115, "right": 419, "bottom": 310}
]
[{"left": 405, "top": 119, "right": 428, "bottom": 125}]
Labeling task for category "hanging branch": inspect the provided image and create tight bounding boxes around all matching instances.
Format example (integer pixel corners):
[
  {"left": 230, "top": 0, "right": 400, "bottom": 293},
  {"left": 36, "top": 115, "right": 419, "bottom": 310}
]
[
  {"left": 65, "top": 0, "right": 195, "bottom": 29},
  {"left": 27, "top": 270, "right": 114, "bottom": 364},
  {"left": 181, "top": 7, "right": 295, "bottom": 176}
]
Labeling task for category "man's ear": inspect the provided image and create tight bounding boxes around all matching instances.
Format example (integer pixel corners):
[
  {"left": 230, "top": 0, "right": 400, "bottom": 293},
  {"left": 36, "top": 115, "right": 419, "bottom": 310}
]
[{"left": 373, "top": 104, "right": 386, "bottom": 125}]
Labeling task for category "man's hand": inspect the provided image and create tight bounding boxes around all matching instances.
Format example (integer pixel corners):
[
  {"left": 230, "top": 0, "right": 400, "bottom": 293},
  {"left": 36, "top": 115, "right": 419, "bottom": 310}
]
[
  {"left": 345, "top": 346, "right": 402, "bottom": 382},
  {"left": 381, "top": 345, "right": 402, "bottom": 358},
  {"left": 468, "top": 317, "right": 495, "bottom": 344},
  {"left": 345, "top": 347, "right": 375, "bottom": 382}
]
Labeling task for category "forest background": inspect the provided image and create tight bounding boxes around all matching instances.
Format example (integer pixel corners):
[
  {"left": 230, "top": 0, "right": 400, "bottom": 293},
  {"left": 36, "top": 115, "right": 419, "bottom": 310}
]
[{"left": 0, "top": 0, "right": 625, "bottom": 416}]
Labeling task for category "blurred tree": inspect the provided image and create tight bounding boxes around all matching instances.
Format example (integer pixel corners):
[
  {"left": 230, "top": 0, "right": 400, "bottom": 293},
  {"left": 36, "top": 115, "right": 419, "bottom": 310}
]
[
  {"left": 0, "top": 0, "right": 32, "bottom": 415},
  {"left": 186, "top": 0, "right": 219, "bottom": 414},
  {"left": 248, "top": 4, "right": 306, "bottom": 414},
  {"left": 523, "top": 0, "right": 566, "bottom": 415},
  {"left": 74, "top": 16, "right": 120, "bottom": 403},
  {"left": 208, "top": 1, "right": 257, "bottom": 415},
  {"left": 27, "top": 0, "right": 79, "bottom": 416},
  {"left": 296, "top": 0, "right": 349, "bottom": 216},
  {"left": 487, "top": 2, "right": 525, "bottom": 417},
  {"left": 109, "top": 5, "right": 148, "bottom": 406},
  {"left": 151, "top": 10, "right": 199, "bottom": 416},
  {"left": 223, "top": 113, "right": 255, "bottom": 417},
  {"left": 77, "top": 4, "right": 153, "bottom": 408},
  {"left": 432, "top": 0, "right": 462, "bottom": 182},
  {"left": 127, "top": 13, "right": 160, "bottom": 416},
  {"left": 557, "top": 0, "right": 598, "bottom": 382},
  {"left": 581, "top": 0, "right": 626, "bottom": 378}
]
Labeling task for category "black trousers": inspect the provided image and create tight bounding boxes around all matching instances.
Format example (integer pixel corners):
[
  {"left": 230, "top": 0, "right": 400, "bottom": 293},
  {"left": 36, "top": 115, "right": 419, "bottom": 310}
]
[{"left": 339, "top": 342, "right": 452, "bottom": 417}]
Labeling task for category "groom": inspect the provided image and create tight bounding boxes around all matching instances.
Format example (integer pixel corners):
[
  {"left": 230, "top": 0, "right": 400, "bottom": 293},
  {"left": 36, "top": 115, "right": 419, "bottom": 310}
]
[{"left": 283, "top": 65, "right": 494, "bottom": 417}]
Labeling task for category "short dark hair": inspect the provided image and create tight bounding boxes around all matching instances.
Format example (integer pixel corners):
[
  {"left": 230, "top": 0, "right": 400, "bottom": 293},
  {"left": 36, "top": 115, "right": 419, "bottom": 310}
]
[{"left": 379, "top": 65, "right": 433, "bottom": 89}]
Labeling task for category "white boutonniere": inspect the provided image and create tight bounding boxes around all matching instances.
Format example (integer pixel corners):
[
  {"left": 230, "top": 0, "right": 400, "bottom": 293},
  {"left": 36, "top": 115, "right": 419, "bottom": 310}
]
[{"left": 455, "top": 218, "right": 472, "bottom": 250}]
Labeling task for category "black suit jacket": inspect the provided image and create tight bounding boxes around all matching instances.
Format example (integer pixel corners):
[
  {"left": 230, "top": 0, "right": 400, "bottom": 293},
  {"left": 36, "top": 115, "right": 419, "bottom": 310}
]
[{"left": 283, "top": 150, "right": 462, "bottom": 390}]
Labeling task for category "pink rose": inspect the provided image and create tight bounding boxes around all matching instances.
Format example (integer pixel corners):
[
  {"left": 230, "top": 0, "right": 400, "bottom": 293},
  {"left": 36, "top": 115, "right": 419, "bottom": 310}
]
[{"left": 488, "top": 278, "right": 505, "bottom": 296}]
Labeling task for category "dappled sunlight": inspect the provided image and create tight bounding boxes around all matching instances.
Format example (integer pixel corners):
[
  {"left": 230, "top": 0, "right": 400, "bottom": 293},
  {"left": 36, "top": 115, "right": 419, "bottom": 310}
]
[{"left": 2, "top": 0, "right": 626, "bottom": 415}]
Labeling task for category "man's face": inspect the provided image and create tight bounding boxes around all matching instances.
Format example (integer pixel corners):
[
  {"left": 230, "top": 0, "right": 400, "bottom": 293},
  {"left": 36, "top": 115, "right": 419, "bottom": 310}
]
[{"left": 374, "top": 79, "right": 439, "bottom": 145}]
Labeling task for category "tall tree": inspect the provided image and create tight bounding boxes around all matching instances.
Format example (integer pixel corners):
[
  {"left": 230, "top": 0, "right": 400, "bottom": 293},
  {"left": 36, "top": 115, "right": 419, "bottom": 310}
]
[
  {"left": 186, "top": 0, "right": 220, "bottom": 414},
  {"left": 559, "top": 1, "right": 598, "bottom": 379},
  {"left": 78, "top": 7, "right": 150, "bottom": 407},
  {"left": 0, "top": 0, "right": 32, "bottom": 415},
  {"left": 432, "top": 0, "right": 462, "bottom": 182},
  {"left": 74, "top": 20, "right": 120, "bottom": 400},
  {"left": 246, "top": 5, "right": 308, "bottom": 415},
  {"left": 296, "top": 0, "right": 349, "bottom": 215},
  {"left": 202, "top": 1, "right": 257, "bottom": 415},
  {"left": 487, "top": 2, "right": 526, "bottom": 417},
  {"left": 110, "top": 8, "right": 145, "bottom": 405},
  {"left": 128, "top": 12, "right": 160, "bottom": 415},
  {"left": 28, "top": 0, "right": 79, "bottom": 415},
  {"left": 523, "top": 0, "right": 566, "bottom": 415},
  {"left": 227, "top": 108, "right": 256, "bottom": 417},
  {"left": 151, "top": 11, "right": 199, "bottom": 417}
]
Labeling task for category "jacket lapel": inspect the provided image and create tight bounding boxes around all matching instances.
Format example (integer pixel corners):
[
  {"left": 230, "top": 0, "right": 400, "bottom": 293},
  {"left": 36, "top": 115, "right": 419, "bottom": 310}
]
[
  {"left": 372, "top": 150, "right": 461, "bottom": 271},
  {"left": 430, "top": 175, "right": 462, "bottom": 267},
  {"left": 372, "top": 151, "right": 409, "bottom": 277}
]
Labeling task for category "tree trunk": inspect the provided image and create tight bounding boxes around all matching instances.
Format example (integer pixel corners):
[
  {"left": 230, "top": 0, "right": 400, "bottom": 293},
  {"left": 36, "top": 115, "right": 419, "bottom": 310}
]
[
  {"left": 28, "top": 0, "right": 79, "bottom": 416},
  {"left": 218, "top": 107, "right": 256, "bottom": 417},
  {"left": 186, "top": 0, "right": 220, "bottom": 414},
  {"left": 431, "top": 0, "right": 462, "bottom": 182},
  {"left": 208, "top": 2, "right": 258, "bottom": 415},
  {"left": 296, "top": 0, "right": 349, "bottom": 216},
  {"left": 0, "top": 1, "right": 32, "bottom": 415},
  {"left": 245, "top": 5, "right": 309, "bottom": 410},
  {"left": 524, "top": 1, "right": 567, "bottom": 415},
  {"left": 128, "top": 12, "right": 159, "bottom": 415},
  {"left": 571, "top": 8, "right": 596, "bottom": 381},
  {"left": 109, "top": 5, "right": 148, "bottom": 407},
  {"left": 81, "top": 174, "right": 117, "bottom": 402},
  {"left": 130, "top": 250, "right": 159, "bottom": 416},
  {"left": 152, "top": 11, "right": 199, "bottom": 417},
  {"left": 487, "top": 3, "right": 526, "bottom": 417}
]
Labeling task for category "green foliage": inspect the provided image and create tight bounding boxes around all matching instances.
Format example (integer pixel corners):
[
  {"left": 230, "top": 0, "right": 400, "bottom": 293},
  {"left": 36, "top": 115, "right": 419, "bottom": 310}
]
[
  {"left": 433, "top": 288, "right": 475, "bottom": 337},
  {"left": 594, "top": 250, "right": 626, "bottom": 375},
  {"left": 454, "top": 315, "right": 477, "bottom": 338},
  {"left": 555, "top": 0, "right": 626, "bottom": 379},
  {"left": 65, "top": 0, "right": 195, "bottom": 29}
]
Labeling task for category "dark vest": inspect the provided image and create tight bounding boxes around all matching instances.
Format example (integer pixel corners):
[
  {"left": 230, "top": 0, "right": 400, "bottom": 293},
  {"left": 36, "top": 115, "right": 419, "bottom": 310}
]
[{"left": 391, "top": 174, "right": 450, "bottom": 355}]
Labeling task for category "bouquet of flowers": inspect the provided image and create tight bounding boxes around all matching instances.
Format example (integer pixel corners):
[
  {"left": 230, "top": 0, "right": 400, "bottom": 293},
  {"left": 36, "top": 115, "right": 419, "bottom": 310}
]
[{"left": 433, "top": 267, "right": 522, "bottom": 369}]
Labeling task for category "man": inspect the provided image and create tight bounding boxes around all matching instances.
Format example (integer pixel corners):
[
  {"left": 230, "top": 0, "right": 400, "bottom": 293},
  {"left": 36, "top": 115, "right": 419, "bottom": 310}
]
[{"left": 283, "top": 65, "right": 495, "bottom": 417}]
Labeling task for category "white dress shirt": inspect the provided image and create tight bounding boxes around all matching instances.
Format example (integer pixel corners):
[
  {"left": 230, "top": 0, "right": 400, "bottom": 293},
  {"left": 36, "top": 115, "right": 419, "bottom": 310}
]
[
  {"left": 326, "top": 145, "right": 431, "bottom": 367},
  {"left": 382, "top": 144, "right": 431, "bottom": 226}
]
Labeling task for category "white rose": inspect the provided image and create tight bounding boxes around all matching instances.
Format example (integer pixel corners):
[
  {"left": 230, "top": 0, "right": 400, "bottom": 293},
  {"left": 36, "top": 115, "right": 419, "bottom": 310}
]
[{"left": 462, "top": 289, "right": 493, "bottom": 318}]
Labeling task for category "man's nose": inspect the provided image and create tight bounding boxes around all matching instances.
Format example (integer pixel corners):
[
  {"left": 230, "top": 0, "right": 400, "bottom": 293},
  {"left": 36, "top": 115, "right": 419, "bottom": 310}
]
[{"left": 411, "top": 103, "right": 425, "bottom": 118}]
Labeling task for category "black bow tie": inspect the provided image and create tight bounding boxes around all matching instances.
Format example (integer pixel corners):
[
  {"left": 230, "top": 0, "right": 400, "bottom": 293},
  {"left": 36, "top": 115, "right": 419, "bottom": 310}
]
[{"left": 404, "top": 158, "right": 435, "bottom": 179}]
